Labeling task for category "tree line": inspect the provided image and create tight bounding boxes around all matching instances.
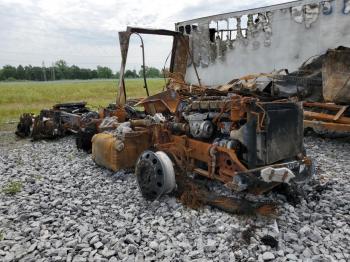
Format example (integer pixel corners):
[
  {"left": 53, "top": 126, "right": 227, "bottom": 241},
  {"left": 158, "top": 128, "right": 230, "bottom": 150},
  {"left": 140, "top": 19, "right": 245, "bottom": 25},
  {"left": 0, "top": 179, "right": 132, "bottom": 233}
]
[{"left": 0, "top": 60, "right": 163, "bottom": 81}]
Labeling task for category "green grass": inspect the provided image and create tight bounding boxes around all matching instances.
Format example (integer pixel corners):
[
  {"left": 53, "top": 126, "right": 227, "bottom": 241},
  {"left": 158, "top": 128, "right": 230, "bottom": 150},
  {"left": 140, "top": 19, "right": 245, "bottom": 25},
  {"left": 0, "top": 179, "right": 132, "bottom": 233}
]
[
  {"left": 2, "top": 180, "right": 23, "bottom": 195},
  {"left": 0, "top": 79, "right": 165, "bottom": 129}
]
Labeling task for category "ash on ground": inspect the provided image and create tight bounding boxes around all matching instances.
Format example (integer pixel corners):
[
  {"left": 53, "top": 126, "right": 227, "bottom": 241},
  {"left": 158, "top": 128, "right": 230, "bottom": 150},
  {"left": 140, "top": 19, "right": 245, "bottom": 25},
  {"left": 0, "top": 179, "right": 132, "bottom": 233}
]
[{"left": 0, "top": 133, "right": 349, "bottom": 262}]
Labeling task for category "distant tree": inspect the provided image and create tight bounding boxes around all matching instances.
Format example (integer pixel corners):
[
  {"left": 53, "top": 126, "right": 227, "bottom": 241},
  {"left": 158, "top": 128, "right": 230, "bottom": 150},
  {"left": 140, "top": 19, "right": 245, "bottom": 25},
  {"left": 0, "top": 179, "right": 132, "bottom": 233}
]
[
  {"left": 55, "top": 60, "right": 69, "bottom": 79},
  {"left": 79, "top": 68, "right": 92, "bottom": 80},
  {"left": 16, "top": 65, "right": 25, "bottom": 80},
  {"left": 24, "top": 65, "right": 33, "bottom": 80},
  {"left": 70, "top": 65, "right": 81, "bottom": 79},
  {"left": 148, "top": 67, "right": 161, "bottom": 78},
  {"left": 115, "top": 71, "right": 120, "bottom": 79},
  {"left": 45, "top": 67, "right": 52, "bottom": 81},
  {"left": 125, "top": 69, "right": 138, "bottom": 78},
  {"left": 91, "top": 69, "right": 98, "bottom": 79},
  {"left": 97, "top": 66, "right": 113, "bottom": 79},
  {"left": 2, "top": 65, "right": 17, "bottom": 80},
  {"left": 139, "top": 66, "right": 161, "bottom": 78},
  {"left": 31, "top": 67, "right": 43, "bottom": 81},
  {"left": 0, "top": 61, "right": 117, "bottom": 81}
]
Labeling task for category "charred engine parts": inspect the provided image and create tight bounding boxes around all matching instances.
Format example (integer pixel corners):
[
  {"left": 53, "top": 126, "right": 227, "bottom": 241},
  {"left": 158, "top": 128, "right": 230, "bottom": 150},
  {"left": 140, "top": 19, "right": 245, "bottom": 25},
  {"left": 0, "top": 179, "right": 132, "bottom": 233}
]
[{"left": 184, "top": 113, "right": 214, "bottom": 139}]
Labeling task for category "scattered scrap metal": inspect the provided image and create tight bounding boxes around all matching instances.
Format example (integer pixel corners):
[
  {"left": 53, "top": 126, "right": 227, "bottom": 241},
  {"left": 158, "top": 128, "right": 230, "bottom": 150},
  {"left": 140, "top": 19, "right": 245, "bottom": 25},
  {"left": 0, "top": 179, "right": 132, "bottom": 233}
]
[
  {"left": 224, "top": 46, "right": 350, "bottom": 136},
  {"left": 16, "top": 102, "right": 95, "bottom": 140}
]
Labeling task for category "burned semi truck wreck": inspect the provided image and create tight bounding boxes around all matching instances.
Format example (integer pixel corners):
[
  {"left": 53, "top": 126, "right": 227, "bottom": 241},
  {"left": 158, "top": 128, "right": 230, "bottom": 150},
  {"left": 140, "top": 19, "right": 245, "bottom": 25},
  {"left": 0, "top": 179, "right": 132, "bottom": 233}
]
[
  {"left": 86, "top": 26, "right": 315, "bottom": 215},
  {"left": 21, "top": 0, "right": 350, "bottom": 215},
  {"left": 99, "top": 0, "right": 349, "bottom": 211}
]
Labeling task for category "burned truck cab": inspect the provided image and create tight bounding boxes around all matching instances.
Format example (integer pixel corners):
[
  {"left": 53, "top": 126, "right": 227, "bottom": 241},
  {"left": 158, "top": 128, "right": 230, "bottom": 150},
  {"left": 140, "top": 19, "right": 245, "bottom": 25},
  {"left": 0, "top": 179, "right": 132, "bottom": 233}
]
[{"left": 134, "top": 89, "right": 312, "bottom": 198}]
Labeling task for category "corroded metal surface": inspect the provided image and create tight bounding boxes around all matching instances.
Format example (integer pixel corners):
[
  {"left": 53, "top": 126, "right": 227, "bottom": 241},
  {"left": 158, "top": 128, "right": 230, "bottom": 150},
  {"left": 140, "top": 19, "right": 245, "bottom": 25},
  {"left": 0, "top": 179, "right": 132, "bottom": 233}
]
[
  {"left": 116, "top": 27, "right": 189, "bottom": 106},
  {"left": 323, "top": 47, "right": 350, "bottom": 104},
  {"left": 304, "top": 102, "right": 350, "bottom": 134},
  {"left": 92, "top": 129, "right": 151, "bottom": 171}
]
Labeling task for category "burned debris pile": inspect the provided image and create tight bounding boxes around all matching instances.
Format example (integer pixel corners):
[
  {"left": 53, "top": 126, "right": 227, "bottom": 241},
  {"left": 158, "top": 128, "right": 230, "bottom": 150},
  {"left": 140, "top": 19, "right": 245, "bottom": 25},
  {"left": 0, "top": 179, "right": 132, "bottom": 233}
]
[
  {"left": 224, "top": 46, "right": 350, "bottom": 136},
  {"left": 16, "top": 102, "right": 95, "bottom": 141},
  {"left": 15, "top": 74, "right": 316, "bottom": 216},
  {"left": 17, "top": 24, "right": 350, "bottom": 215}
]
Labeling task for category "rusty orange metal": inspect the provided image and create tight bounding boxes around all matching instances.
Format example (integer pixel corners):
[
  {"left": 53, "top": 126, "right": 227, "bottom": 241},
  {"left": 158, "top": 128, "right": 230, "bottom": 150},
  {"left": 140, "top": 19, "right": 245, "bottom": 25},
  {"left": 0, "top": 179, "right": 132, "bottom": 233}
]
[
  {"left": 98, "top": 107, "right": 127, "bottom": 122},
  {"left": 303, "top": 102, "right": 345, "bottom": 111},
  {"left": 303, "top": 111, "right": 350, "bottom": 125},
  {"left": 135, "top": 89, "right": 180, "bottom": 115},
  {"left": 156, "top": 134, "right": 247, "bottom": 184},
  {"left": 323, "top": 47, "right": 350, "bottom": 104},
  {"left": 304, "top": 120, "right": 350, "bottom": 133},
  {"left": 303, "top": 101, "right": 350, "bottom": 133},
  {"left": 92, "top": 128, "right": 152, "bottom": 171}
]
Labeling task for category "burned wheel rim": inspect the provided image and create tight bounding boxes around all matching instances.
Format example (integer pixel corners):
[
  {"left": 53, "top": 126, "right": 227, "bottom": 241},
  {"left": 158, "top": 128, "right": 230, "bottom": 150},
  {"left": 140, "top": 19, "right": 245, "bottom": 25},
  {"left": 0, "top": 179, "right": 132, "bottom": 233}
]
[{"left": 135, "top": 150, "right": 176, "bottom": 201}]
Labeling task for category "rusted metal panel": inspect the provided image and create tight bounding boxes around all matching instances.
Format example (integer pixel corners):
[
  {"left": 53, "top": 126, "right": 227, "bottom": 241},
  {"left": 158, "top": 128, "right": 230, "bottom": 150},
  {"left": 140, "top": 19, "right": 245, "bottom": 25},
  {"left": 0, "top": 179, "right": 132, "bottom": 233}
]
[
  {"left": 303, "top": 101, "right": 350, "bottom": 134},
  {"left": 135, "top": 89, "right": 180, "bottom": 114},
  {"left": 117, "top": 31, "right": 131, "bottom": 106},
  {"left": 303, "top": 102, "right": 345, "bottom": 111},
  {"left": 99, "top": 107, "right": 127, "bottom": 122},
  {"left": 170, "top": 35, "right": 189, "bottom": 79},
  {"left": 304, "top": 119, "right": 350, "bottom": 132},
  {"left": 323, "top": 47, "right": 350, "bottom": 104},
  {"left": 92, "top": 129, "right": 152, "bottom": 171},
  {"left": 304, "top": 110, "right": 350, "bottom": 124}
]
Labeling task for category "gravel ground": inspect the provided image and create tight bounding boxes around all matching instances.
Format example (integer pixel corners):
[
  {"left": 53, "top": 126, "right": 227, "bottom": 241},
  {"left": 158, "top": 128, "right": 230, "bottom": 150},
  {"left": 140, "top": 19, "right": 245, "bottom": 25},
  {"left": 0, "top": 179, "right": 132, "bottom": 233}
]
[{"left": 0, "top": 132, "right": 349, "bottom": 262}]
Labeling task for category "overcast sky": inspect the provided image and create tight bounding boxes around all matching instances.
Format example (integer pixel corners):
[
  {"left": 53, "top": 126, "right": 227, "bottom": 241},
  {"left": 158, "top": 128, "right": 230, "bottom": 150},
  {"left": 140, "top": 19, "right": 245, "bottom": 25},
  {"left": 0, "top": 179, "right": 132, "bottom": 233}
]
[{"left": 0, "top": 0, "right": 290, "bottom": 71}]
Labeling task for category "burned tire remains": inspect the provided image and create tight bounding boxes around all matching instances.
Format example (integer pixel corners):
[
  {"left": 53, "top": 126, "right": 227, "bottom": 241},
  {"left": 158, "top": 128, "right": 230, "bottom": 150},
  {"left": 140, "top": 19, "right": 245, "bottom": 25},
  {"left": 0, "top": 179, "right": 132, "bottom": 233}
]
[{"left": 135, "top": 151, "right": 176, "bottom": 201}]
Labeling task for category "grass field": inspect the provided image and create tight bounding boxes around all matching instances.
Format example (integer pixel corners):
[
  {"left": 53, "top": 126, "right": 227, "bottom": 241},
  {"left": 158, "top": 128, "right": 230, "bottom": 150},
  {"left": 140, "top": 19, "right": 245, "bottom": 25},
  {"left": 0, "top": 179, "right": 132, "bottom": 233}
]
[{"left": 0, "top": 79, "right": 165, "bottom": 130}]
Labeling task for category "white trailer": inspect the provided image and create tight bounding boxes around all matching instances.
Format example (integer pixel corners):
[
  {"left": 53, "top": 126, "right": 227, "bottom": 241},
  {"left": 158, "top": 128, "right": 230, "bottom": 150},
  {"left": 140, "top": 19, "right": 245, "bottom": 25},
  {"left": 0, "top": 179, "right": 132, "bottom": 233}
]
[{"left": 175, "top": 0, "right": 350, "bottom": 85}]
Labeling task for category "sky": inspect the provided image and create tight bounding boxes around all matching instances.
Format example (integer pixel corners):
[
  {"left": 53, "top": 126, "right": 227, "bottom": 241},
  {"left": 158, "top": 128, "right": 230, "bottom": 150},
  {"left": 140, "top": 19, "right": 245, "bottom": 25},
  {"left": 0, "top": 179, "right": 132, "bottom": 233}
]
[{"left": 0, "top": 0, "right": 291, "bottom": 71}]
